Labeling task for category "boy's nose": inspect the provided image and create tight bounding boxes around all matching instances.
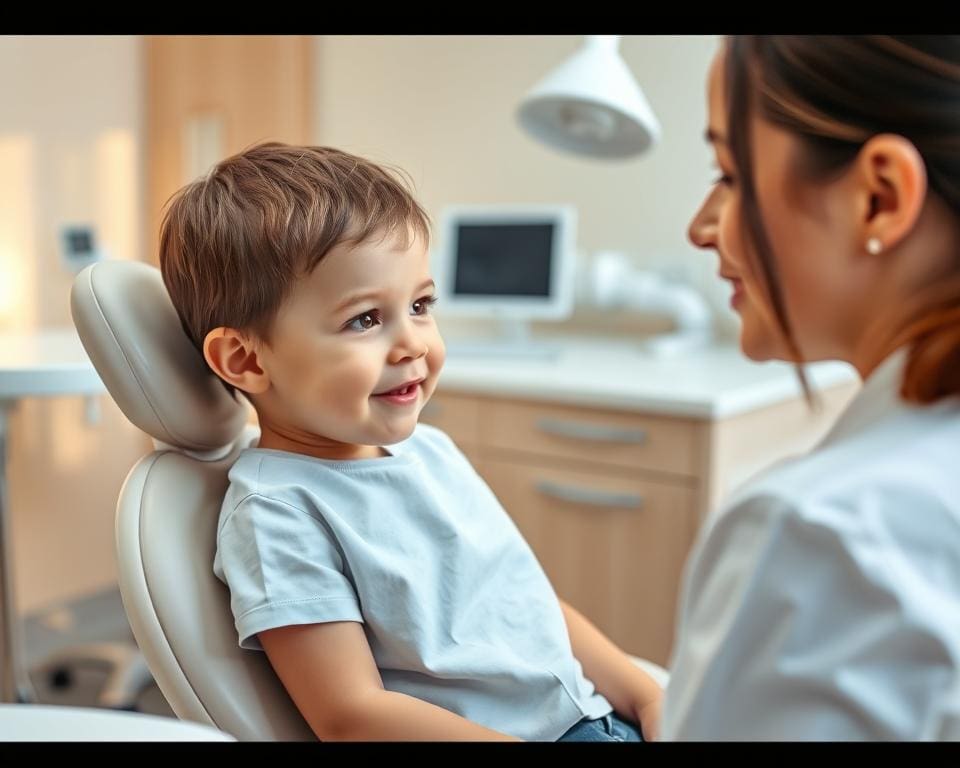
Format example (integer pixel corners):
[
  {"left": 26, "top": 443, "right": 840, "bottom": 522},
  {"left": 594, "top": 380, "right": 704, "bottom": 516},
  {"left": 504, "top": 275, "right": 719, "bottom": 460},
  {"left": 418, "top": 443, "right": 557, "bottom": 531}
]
[{"left": 388, "top": 321, "right": 429, "bottom": 363}]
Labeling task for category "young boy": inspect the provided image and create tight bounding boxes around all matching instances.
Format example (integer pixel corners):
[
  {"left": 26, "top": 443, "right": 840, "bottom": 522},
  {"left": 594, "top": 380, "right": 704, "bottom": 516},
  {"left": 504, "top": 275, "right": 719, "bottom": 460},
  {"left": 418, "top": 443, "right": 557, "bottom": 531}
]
[{"left": 159, "top": 142, "right": 663, "bottom": 741}]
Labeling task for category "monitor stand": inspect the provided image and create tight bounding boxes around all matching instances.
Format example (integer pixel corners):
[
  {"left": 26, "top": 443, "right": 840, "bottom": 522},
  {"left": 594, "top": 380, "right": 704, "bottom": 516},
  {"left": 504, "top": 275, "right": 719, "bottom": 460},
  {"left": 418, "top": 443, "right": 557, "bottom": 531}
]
[{"left": 443, "top": 319, "right": 562, "bottom": 361}]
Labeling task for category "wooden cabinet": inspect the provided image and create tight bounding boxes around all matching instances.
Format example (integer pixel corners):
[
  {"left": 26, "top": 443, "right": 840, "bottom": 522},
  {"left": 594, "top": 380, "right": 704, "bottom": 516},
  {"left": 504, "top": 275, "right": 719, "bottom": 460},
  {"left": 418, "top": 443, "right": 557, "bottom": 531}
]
[
  {"left": 421, "top": 382, "right": 858, "bottom": 666},
  {"left": 480, "top": 399, "right": 699, "bottom": 478}
]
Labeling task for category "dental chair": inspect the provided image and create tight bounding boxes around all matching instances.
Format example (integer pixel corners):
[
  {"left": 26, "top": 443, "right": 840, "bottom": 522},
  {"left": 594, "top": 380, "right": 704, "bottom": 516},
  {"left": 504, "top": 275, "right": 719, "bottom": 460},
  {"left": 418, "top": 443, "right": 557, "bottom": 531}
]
[
  {"left": 71, "top": 260, "right": 312, "bottom": 740},
  {"left": 69, "top": 260, "right": 668, "bottom": 741}
]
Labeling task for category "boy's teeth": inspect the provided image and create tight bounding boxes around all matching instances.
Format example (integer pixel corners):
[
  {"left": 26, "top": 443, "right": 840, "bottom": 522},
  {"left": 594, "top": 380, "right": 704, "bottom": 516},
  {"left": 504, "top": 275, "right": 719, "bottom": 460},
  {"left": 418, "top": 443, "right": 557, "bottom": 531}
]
[{"left": 379, "top": 382, "right": 420, "bottom": 396}]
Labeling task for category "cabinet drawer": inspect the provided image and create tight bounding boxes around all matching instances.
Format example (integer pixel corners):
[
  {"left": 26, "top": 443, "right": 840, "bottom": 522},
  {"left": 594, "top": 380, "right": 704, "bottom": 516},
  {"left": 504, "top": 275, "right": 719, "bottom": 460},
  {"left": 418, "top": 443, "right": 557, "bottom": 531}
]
[
  {"left": 419, "top": 391, "right": 481, "bottom": 447},
  {"left": 480, "top": 399, "right": 699, "bottom": 478},
  {"left": 477, "top": 458, "right": 696, "bottom": 666}
]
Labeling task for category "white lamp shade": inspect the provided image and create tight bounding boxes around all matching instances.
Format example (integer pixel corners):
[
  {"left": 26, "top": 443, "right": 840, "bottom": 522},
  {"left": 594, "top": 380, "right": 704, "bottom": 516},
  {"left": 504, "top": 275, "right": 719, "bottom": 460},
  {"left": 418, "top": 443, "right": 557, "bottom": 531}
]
[{"left": 517, "top": 36, "right": 661, "bottom": 160}]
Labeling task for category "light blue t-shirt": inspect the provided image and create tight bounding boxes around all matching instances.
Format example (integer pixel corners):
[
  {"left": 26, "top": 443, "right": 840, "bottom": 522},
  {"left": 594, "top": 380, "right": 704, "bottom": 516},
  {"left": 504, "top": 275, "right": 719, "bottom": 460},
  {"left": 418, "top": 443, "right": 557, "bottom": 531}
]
[{"left": 213, "top": 423, "right": 612, "bottom": 741}]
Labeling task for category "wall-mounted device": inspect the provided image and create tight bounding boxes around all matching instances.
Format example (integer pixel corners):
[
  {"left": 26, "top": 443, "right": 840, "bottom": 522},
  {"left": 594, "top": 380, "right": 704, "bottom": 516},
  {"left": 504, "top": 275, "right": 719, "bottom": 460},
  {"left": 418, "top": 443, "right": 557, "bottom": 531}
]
[{"left": 60, "top": 225, "right": 104, "bottom": 274}]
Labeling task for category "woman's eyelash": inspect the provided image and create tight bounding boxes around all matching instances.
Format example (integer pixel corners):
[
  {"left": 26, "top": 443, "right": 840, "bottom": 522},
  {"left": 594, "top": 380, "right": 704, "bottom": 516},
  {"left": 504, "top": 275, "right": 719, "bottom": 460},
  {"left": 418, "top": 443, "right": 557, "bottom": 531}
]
[{"left": 712, "top": 172, "right": 734, "bottom": 187}]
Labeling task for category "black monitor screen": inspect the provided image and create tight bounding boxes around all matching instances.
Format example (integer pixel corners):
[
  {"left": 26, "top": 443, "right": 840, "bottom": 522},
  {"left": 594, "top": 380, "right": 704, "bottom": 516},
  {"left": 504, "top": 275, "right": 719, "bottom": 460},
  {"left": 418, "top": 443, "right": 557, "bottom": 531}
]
[{"left": 453, "top": 223, "right": 554, "bottom": 297}]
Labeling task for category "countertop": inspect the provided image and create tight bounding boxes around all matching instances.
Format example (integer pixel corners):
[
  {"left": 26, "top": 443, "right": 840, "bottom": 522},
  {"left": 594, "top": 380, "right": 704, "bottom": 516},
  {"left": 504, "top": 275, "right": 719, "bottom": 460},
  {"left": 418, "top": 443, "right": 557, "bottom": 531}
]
[
  {"left": 0, "top": 327, "right": 105, "bottom": 400},
  {"left": 437, "top": 338, "right": 860, "bottom": 419}
]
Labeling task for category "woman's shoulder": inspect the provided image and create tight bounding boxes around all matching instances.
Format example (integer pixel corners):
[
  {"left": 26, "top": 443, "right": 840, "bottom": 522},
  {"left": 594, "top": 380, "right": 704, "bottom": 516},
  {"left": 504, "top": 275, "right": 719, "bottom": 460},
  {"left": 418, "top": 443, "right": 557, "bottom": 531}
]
[
  {"left": 721, "top": 457, "right": 959, "bottom": 538},
  {"left": 725, "top": 403, "right": 960, "bottom": 525},
  {"left": 701, "top": 455, "right": 960, "bottom": 599},
  {"left": 685, "top": 482, "right": 959, "bottom": 643}
]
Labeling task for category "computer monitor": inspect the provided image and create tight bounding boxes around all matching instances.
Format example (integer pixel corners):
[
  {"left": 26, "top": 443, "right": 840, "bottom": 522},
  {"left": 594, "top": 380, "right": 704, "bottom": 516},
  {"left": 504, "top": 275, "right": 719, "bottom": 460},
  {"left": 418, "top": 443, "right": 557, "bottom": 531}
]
[
  {"left": 432, "top": 205, "right": 577, "bottom": 358},
  {"left": 434, "top": 204, "right": 577, "bottom": 322}
]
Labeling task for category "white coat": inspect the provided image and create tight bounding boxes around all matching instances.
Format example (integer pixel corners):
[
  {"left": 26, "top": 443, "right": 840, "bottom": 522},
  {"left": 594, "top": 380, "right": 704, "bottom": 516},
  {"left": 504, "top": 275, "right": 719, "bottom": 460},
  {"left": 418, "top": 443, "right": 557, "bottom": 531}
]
[{"left": 662, "top": 349, "right": 960, "bottom": 740}]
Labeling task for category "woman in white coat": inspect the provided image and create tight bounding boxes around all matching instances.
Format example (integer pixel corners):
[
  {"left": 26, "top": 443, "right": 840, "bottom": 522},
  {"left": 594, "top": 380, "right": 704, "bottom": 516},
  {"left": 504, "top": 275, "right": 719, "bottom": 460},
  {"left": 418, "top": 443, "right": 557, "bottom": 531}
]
[{"left": 663, "top": 36, "right": 960, "bottom": 740}]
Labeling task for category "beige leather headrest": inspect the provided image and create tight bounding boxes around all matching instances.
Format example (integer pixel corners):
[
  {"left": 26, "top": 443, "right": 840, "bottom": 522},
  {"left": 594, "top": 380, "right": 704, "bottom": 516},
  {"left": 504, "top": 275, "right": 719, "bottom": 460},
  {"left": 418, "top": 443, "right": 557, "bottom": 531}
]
[{"left": 70, "top": 261, "right": 249, "bottom": 452}]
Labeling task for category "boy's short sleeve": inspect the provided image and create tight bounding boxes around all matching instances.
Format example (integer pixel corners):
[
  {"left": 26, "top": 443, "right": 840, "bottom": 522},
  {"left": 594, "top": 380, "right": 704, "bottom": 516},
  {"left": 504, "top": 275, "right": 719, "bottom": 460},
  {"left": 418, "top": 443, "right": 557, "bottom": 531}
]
[{"left": 216, "top": 493, "right": 363, "bottom": 650}]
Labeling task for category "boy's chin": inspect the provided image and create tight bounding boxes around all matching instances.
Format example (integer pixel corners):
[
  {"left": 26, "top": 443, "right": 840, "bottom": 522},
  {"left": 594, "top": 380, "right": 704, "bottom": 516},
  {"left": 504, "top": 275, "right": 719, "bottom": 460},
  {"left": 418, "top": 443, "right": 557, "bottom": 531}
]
[{"left": 376, "top": 421, "right": 419, "bottom": 446}]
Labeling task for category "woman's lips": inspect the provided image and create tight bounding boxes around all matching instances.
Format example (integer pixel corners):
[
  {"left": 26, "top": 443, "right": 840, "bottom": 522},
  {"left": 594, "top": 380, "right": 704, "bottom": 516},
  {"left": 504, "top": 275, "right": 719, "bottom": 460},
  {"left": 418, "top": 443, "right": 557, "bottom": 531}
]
[
  {"left": 730, "top": 279, "right": 745, "bottom": 308},
  {"left": 721, "top": 274, "right": 745, "bottom": 309}
]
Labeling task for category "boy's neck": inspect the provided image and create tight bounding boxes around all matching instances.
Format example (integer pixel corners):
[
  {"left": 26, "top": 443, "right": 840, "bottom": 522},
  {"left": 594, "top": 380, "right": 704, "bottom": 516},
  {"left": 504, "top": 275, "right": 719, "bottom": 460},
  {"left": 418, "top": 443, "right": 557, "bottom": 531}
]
[{"left": 256, "top": 420, "right": 389, "bottom": 461}]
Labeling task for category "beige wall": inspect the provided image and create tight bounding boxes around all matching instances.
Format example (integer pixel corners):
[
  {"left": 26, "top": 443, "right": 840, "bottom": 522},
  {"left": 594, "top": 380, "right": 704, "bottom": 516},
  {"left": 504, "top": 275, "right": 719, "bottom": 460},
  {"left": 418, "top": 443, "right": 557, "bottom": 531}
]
[
  {"left": 0, "top": 36, "right": 150, "bottom": 613},
  {"left": 313, "top": 35, "right": 736, "bottom": 337}
]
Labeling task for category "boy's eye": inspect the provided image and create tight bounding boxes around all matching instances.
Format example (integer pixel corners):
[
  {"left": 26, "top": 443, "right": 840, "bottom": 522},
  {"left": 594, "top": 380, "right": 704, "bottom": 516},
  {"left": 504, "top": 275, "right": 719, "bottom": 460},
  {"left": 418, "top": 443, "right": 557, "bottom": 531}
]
[
  {"left": 412, "top": 295, "right": 438, "bottom": 316},
  {"left": 346, "top": 310, "right": 382, "bottom": 332}
]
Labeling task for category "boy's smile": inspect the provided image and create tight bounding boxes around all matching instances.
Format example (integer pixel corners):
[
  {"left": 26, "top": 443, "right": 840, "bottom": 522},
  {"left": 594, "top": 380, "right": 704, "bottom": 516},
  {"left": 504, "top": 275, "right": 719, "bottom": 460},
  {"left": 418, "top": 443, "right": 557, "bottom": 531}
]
[{"left": 371, "top": 377, "right": 425, "bottom": 405}]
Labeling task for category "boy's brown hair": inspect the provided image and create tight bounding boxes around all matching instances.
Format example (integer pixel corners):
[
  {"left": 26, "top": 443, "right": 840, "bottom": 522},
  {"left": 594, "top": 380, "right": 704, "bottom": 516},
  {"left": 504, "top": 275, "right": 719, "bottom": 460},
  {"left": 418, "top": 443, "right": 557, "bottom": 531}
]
[{"left": 159, "top": 142, "right": 431, "bottom": 395}]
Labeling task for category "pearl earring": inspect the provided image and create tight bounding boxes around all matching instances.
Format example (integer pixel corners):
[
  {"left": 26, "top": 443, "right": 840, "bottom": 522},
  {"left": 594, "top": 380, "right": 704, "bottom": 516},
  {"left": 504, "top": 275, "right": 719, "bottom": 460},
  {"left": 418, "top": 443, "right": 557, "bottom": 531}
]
[{"left": 866, "top": 237, "right": 883, "bottom": 255}]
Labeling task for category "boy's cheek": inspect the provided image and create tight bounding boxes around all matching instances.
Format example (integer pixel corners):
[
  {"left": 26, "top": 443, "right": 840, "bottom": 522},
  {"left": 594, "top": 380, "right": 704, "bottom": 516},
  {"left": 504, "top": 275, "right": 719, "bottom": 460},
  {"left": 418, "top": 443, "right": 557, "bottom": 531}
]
[{"left": 428, "top": 331, "right": 447, "bottom": 369}]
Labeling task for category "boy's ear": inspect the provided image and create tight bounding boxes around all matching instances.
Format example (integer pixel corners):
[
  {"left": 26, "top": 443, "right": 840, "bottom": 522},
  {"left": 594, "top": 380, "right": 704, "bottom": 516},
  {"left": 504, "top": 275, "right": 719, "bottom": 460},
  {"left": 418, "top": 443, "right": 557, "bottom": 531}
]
[{"left": 203, "top": 327, "right": 270, "bottom": 395}]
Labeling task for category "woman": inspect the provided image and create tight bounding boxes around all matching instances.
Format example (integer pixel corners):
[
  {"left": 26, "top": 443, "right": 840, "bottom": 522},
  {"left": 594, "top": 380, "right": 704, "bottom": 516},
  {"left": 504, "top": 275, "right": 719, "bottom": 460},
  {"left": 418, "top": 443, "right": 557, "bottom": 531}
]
[{"left": 663, "top": 36, "right": 960, "bottom": 740}]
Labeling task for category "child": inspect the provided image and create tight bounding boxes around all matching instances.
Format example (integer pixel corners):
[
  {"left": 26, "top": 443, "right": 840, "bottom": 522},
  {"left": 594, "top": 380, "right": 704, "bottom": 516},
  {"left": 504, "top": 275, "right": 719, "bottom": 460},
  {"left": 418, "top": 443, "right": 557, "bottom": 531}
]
[{"left": 159, "top": 142, "right": 663, "bottom": 741}]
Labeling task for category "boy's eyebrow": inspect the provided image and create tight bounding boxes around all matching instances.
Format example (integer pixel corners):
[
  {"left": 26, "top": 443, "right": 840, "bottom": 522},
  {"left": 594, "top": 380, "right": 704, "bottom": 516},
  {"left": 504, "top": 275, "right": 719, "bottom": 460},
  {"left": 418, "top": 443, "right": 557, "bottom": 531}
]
[{"left": 334, "top": 279, "right": 436, "bottom": 314}]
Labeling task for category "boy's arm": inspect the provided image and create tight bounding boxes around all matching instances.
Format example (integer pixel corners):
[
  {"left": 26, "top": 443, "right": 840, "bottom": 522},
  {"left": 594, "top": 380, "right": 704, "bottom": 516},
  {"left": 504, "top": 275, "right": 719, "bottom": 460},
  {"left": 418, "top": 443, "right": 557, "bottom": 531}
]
[
  {"left": 259, "top": 621, "right": 521, "bottom": 741},
  {"left": 558, "top": 598, "right": 663, "bottom": 739}
]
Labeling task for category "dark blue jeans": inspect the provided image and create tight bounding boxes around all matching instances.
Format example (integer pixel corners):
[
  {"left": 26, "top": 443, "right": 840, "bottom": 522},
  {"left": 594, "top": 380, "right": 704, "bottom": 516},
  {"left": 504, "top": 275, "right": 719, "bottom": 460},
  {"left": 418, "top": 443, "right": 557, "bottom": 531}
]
[{"left": 557, "top": 712, "right": 644, "bottom": 742}]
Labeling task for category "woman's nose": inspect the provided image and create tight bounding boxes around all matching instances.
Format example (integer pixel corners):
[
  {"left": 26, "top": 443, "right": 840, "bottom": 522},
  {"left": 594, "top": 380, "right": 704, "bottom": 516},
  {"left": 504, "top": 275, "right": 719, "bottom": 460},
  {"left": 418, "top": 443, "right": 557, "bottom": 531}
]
[{"left": 688, "top": 188, "right": 720, "bottom": 250}]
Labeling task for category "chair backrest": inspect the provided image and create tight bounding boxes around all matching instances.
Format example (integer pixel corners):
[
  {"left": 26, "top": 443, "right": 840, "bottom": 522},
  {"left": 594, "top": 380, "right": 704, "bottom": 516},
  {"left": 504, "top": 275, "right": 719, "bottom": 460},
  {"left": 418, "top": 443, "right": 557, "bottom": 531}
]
[{"left": 70, "top": 260, "right": 315, "bottom": 741}]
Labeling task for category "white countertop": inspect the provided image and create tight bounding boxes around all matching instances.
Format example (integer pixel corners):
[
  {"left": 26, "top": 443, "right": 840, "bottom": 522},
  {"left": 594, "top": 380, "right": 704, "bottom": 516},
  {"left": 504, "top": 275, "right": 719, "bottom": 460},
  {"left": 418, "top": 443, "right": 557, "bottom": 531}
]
[
  {"left": 437, "top": 338, "right": 860, "bottom": 419},
  {"left": 0, "top": 328, "right": 105, "bottom": 400}
]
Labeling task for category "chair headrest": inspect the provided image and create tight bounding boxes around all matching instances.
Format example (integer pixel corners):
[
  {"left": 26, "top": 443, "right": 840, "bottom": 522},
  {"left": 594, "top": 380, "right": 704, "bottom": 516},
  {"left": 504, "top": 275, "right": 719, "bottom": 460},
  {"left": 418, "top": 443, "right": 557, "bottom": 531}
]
[{"left": 70, "top": 261, "right": 249, "bottom": 453}]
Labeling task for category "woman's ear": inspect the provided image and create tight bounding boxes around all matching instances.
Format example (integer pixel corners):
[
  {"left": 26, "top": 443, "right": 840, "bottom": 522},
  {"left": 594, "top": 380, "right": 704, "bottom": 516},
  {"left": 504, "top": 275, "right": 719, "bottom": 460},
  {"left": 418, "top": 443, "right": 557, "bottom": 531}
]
[
  {"left": 857, "top": 134, "right": 927, "bottom": 254},
  {"left": 203, "top": 327, "right": 270, "bottom": 395}
]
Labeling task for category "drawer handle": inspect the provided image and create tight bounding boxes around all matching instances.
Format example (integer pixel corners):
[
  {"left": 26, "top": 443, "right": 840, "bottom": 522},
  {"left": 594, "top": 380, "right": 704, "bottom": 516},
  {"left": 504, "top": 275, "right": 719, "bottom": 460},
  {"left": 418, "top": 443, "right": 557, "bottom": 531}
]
[
  {"left": 536, "top": 480, "right": 644, "bottom": 510},
  {"left": 536, "top": 418, "right": 648, "bottom": 444}
]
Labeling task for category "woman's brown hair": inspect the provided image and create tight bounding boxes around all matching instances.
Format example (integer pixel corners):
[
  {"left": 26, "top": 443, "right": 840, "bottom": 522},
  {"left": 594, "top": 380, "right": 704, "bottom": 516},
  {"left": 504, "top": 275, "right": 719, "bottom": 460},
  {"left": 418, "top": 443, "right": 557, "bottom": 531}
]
[{"left": 724, "top": 35, "right": 960, "bottom": 404}]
